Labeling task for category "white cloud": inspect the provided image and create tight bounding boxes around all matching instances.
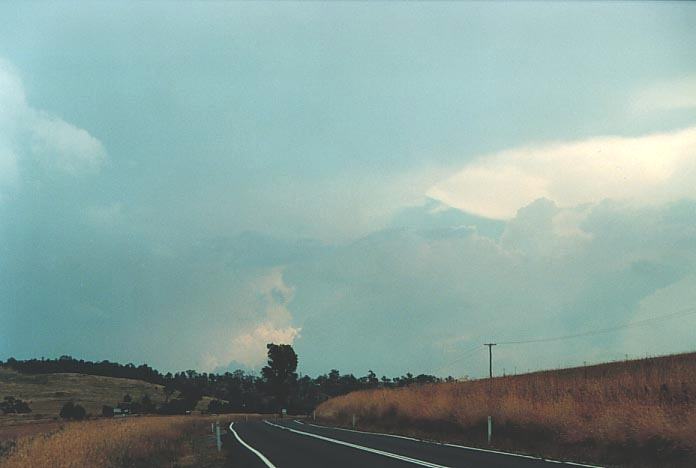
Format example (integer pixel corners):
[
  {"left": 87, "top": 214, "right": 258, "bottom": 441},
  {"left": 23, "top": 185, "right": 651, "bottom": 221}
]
[
  {"left": 428, "top": 126, "right": 696, "bottom": 219},
  {"left": 30, "top": 112, "right": 106, "bottom": 175},
  {"left": 226, "top": 323, "right": 301, "bottom": 370},
  {"left": 0, "top": 58, "right": 106, "bottom": 199},
  {"left": 200, "top": 267, "right": 301, "bottom": 371},
  {"left": 283, "top": 194, "right": 696, "bottom": 375},
  {"left": 228, "top": 165, "right": 449, "bottom": 242},
  {"left": 631, "top": 76, "right": 696, "bottom": 113}
]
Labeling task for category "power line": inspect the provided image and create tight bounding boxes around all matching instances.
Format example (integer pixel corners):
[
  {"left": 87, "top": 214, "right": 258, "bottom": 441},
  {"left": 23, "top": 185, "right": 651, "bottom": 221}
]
[
  {"left": 496, "top": 305, "right": 696, "bottom": 345},
  {"left": 433, "top": 345, "right": 482, "bottom": 375},
  {"left": 436, "top": 305, "right": 696, "bottom": 378}
]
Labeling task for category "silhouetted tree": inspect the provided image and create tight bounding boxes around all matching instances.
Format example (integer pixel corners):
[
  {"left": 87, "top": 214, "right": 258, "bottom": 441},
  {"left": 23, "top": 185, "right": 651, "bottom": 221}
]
[
  {"left": 262, "top": 343, "right": 298, "bottom": 410},
  {"left": 141, "top": 394, "right": 155, "bottom": 413},
  {"left": 1, "top": 396, "right": 31, "bottom": 414},
  {"left": 163, "top": 381, "right": 176, "bottom": 403},
  {"left": 361, "top": 370, "right": 379, "bottom": 388},
  {"left": 60, "top": 402, "right": 86, "bottom": 420},
  {"left": 3, "top": 354, "right": 443, "bottom": 415},
  {"left": 207, "top": 399, "right": 236, "bottom": 414}
]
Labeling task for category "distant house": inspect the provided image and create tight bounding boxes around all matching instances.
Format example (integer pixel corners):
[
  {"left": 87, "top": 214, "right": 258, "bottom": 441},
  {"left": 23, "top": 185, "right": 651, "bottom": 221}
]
[{"left": 113, "top": 406, "right": 130, "bottom": 417}]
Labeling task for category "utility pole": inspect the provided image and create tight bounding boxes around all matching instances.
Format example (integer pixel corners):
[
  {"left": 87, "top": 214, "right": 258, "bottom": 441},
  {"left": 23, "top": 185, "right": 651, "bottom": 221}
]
[
  {"left": 484, "top": 343, "right": 497, "bottom": 445},
  {"left": 484, "top": 343, "right": 496, "bottom": 379}
]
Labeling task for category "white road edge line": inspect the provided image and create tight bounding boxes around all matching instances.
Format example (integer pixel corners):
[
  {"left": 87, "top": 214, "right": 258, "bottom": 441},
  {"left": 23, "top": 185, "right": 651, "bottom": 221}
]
[
  {"left": 299, "top": 421, "right": 604, "bottom": 468},
  {"left": 228, "top": 422, "right": 277, "bottom": 468},
  {"left": 264, "top": 420, "right": 449, "bottom": 468}
]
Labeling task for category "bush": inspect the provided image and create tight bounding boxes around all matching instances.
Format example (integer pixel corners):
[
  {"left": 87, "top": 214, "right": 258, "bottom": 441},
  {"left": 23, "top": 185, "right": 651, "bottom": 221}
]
[
  {"left": 60, "top": 401, "right": 86, "bottom": 420},
  {"left": 1, "top": 396, "right": 31, "bottom": 414},
  {"left": 207, "top": 399, "right": 235, "bottom": 414},
  {"left": 102, "top": 405, "right": 114, "bottom": 417}
]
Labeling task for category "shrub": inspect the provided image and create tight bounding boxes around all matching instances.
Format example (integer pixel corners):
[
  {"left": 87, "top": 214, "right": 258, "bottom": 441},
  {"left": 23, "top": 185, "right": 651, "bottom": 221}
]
[
  {"left": 1, "top": 396, "right": 31, "bottom": 414},
  {"left": 101, "top": 405, "right": 114, "bottom": 418},
  {"left": 207, "top": 399, "right": 235, "bottom": 414},
  {"left": 59, "top": 402, "right": 86, "bottom": 420}
]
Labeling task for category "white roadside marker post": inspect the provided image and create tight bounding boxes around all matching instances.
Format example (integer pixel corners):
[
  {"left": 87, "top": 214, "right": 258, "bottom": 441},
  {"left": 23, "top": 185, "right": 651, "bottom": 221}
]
[
  {"left": 487, "top": 416, "right": 492, "bottom": 445},
  {"left": 215, "top": 421, "right": 222, "bottom": 452},
  {"left": 313, "top": 410, "right": 316, "bottom": 421},
  {"left": 352, "top": 414, "right": 356, "bottom": 429}
]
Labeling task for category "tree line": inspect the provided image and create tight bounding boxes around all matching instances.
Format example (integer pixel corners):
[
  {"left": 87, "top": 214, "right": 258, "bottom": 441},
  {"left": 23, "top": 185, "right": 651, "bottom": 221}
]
[{"left": 1, "top": 346, "right": 452, "bottom": 414}]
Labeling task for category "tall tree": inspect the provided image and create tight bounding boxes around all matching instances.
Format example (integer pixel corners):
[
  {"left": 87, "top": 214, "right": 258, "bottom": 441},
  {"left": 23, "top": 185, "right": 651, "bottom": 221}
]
[{"left": 261, "top": 343, "right": 298, "bottom": 410}]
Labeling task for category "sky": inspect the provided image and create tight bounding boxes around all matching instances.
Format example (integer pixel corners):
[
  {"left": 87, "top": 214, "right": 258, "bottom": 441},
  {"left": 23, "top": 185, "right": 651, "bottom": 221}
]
[{"left": 1, "top": 2, "right": 696, "bottom": 378}]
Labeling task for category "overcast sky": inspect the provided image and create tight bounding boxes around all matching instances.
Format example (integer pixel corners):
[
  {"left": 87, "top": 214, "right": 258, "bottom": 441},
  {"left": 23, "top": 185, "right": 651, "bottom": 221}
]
[{"left": 2, "top": 2, "right": 696, "bottom": 377}]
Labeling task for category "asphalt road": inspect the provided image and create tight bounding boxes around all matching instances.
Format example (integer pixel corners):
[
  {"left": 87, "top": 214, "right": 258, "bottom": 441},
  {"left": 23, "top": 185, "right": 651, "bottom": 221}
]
[{"left": 223, "top": 419, "right": 601, "bottom": 468}]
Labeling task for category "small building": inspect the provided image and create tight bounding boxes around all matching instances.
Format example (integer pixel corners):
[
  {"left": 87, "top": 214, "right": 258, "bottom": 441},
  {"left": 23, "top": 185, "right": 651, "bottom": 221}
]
[{"left": 113, "top": 407, "right": 130, "bottom": 417}]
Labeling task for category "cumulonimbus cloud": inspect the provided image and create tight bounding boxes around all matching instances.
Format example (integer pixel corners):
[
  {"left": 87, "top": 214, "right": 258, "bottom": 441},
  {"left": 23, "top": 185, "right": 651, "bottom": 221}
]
[
  {"left": 428, "top": 126, "right": 696, "bottom": 220},
  {"left": 0, "top": 58, "right": 106, "bottom": 198},
  {"left": 200, "top": 267, "right": 302, "bottom": 372}
]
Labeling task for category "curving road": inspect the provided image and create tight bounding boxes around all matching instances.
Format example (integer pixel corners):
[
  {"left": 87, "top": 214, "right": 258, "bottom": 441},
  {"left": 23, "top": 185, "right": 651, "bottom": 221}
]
[{"left": 223, "top": 419, "right": 602, "bottom": 468}]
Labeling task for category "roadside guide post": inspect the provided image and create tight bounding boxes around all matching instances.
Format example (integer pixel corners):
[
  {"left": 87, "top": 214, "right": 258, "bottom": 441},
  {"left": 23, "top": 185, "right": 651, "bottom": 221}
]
[
  {"left": 487, "top": 416, "right": 492, "bottom": 445},
  {"left": 215, "top": 421, "right": 221, "bottom": 452}
]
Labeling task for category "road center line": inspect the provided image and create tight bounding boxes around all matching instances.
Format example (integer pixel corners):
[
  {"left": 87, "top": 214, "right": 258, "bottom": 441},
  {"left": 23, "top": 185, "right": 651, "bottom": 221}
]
[
  {"left": 228, "top": 422, "right": 277, "bottom": 468},
  {"left": 264, "top": 420, "right": 449, "bottom": 468}
]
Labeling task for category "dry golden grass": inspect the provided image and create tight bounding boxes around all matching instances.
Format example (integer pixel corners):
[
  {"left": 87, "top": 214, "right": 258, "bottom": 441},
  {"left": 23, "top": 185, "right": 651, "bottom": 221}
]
[
  {"left": 0, "top": 415, "right": 219, "bottom": 468},
  {"left": 317, "top": 352, "right": 696, "bottom": 465}
]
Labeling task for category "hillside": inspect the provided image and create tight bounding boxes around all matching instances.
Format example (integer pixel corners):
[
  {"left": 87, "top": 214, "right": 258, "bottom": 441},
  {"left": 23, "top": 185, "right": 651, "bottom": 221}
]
[
  {"left": 0, "top": 367, "right": 214, "bottom": 426},
  {"left": 316, "top": 351, "right": 696, "bottom": 467}
]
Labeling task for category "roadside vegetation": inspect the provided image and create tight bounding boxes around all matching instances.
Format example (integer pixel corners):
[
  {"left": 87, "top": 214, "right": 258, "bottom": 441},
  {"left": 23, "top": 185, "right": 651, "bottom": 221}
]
[
  {"left": 316, "top": 352, "right": 696, "bottom": 467},
  {"left": 2, "top": 347, "right": 445, "bottom": 415},
  {"left": 0, "top": 367, "right": 175, "bottom": 423},
  {"left": 0, "top": 415, "right": 222, "bottom": 468}
]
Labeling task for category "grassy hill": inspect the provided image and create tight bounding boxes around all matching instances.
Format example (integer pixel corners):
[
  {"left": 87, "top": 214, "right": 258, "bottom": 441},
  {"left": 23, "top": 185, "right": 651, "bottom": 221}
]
[
  {"left": 317, "top": 351, "right": 696, "bottom": 467},
  {"left": 0, "top": 367, "right": 215, "bottom": 426}
]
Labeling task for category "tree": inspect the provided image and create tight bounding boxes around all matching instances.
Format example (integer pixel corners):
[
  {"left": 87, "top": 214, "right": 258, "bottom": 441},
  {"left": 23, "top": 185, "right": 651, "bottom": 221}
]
[
  {"left": 207, "top": 399, "right": 235, "bottom": 414},
  {"left": 1, "top": 396, "right": 31, "bottom": 414},
  {"left": 72, "top": 404, "right": 86, "bottom": 420},
  {"left": 261, "top": 343, "right": 298, "bottom": 410},
  {"left": 60, "top": 402, "right": 86, "bottom": 420},
  {"left": 361, "top": 370, "right": 379, "bottom": 388},
  {"left": 141, "top": 394, "right": 155, "bottom": 413},
  {"left": 163, "top": 382, "right": 176, "bottom": 403}
]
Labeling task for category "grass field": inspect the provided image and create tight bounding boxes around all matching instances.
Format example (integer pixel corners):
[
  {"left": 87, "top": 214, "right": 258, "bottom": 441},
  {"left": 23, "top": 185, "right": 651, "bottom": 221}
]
[
  {"left": 0, "top": 414, "right": 272, "bottom": 468},
  {"left": 0, "top": 367, "right": 229, "bottom": 466},
  {"left": 316, "top": 351, "right": 696, "bottom": 467},
  {"left": 0, "top": 367, "right": 215, "bottom": 426},
  {"left": 0, "top": 415, "right": 223, "bottom": 468}
]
